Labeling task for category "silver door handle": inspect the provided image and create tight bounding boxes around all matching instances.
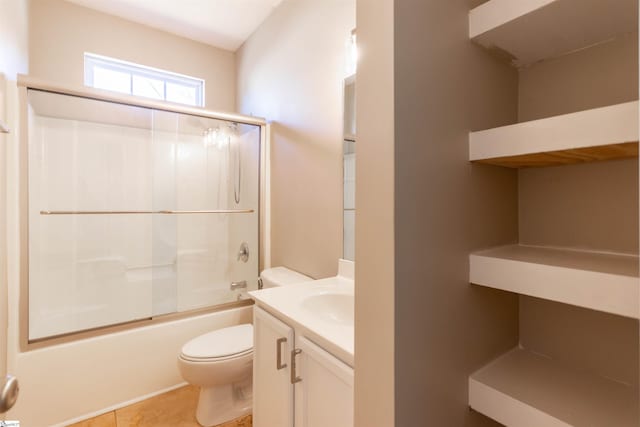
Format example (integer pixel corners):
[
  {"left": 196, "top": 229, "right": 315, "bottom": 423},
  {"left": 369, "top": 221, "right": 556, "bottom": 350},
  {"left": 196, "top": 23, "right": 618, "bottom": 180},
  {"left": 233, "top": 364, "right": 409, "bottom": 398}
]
[
  {"left": 276, "top": 338, "right": 287, "bottom": 370},
  {"left": 0, "top": 375, "right": 19, "bottom": 413},
  {"left": 290, "top": 349, "right": 302, "bottom": 384}
]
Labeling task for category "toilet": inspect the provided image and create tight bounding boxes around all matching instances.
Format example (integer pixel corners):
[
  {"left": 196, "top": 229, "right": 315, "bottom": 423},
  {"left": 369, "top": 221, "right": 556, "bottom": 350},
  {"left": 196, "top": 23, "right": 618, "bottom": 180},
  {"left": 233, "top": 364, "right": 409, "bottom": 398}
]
[{"left": 178, "top": 267, "right": 311, "bottom": 426}]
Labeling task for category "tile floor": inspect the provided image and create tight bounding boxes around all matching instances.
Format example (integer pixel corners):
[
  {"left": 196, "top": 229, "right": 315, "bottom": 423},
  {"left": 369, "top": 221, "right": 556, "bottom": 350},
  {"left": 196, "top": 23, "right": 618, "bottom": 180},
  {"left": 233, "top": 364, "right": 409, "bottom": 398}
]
[{"left": 66, "top": 386, "right": 251, "bottom": 427}]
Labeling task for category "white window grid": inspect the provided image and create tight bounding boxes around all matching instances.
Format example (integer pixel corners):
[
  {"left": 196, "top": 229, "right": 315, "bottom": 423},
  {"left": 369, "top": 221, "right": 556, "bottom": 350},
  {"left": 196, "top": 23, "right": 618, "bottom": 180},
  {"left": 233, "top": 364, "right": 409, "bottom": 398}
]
[{"left": 84, "top": 52, "right": 205, "bottom": 107}]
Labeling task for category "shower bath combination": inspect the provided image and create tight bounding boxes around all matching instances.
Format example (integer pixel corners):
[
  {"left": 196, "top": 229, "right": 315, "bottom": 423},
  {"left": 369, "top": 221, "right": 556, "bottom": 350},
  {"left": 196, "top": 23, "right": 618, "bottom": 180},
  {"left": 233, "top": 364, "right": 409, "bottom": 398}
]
[{"left": 21, "top": 78, "right": 264, "bottom": 343}]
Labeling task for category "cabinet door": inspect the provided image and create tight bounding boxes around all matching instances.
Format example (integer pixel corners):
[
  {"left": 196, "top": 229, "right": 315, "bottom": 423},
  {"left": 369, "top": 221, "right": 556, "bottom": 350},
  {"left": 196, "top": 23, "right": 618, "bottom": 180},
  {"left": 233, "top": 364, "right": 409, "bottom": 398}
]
[
  {"left": 253, "top": 306, "right": 294, "bottom": 427},
  {"left": 294, "top": 336, "right": 354, "bottom": 427}
]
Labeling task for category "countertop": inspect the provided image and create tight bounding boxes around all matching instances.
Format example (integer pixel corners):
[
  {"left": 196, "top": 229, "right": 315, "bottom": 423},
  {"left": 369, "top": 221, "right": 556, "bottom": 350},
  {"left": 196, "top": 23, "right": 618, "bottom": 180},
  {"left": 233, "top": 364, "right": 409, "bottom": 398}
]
[{"left": 249, "top": 275, "right": 354, "bottom": 367}]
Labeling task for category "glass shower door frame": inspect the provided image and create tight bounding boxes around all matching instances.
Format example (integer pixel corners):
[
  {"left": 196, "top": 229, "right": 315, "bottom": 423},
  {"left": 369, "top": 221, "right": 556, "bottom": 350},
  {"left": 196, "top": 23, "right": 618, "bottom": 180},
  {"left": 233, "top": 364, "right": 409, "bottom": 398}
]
[{"left": 17, "top": 75, "right": 267, "bottom": 350}]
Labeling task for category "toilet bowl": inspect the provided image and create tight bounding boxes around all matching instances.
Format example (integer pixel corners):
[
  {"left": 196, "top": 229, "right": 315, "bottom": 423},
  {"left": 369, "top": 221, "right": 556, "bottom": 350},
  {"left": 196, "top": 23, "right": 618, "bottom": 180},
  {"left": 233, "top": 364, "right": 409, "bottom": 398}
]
[
  {"left": 178, "top": 324, "right": 254, "bottom": 426},
  {"left": 178, "top": 267, "right": 311, "bottom": 426}
]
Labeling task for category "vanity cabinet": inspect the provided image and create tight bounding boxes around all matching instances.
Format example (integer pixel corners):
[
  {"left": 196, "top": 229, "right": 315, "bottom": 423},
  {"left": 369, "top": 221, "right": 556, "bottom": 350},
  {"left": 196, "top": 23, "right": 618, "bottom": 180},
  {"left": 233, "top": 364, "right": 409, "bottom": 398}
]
[
  {"left": 253, "top": 306, "right": 354, "bottom": 427},
  {"left": 253, "top": 306, "right": 295, "bottom": 427},
  {"left": 294, "top": 336, "right": 354, "bottom": 427}
]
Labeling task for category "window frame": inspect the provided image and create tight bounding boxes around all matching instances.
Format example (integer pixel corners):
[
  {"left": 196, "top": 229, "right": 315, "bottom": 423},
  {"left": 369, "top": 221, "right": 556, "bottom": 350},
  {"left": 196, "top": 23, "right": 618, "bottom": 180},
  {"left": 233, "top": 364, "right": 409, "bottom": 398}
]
[{"left": 84, "top": 52, "right": 205, "bottom": 107}]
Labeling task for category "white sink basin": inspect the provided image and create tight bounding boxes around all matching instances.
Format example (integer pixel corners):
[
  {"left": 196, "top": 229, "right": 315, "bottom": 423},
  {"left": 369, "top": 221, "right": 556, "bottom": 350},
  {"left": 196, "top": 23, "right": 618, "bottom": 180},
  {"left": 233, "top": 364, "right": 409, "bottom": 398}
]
[
  {"left": 249, "top": 274, "right": 355, "bottom": 366},
  {"left": 301, "top": 293, "right": 354, "bottom": 325}
]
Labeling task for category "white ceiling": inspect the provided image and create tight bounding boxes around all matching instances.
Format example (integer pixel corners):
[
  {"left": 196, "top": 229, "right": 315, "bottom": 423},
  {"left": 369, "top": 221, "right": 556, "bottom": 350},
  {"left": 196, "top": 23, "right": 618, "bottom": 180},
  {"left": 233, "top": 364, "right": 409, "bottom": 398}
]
[{"left": 64, "top": 0, "right": 284, "bottom": 51}]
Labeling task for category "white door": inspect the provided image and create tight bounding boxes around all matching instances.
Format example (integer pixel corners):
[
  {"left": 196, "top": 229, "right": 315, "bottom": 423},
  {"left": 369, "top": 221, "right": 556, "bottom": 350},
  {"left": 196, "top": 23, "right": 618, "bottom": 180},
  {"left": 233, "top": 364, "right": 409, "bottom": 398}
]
[
  {"left": 253, "top": 306, "right": 294, "bottom": 427},
  {"left": 294, "top": 336, "right": 354, "bottom": 427}
]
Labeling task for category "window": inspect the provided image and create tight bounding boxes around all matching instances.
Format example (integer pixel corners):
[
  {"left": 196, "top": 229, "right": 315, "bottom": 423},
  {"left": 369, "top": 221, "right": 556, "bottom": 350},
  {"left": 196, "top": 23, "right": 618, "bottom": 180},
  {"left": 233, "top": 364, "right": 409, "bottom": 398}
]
[{"left": 84, "top": 53, "right": 204, "bottom": 107}]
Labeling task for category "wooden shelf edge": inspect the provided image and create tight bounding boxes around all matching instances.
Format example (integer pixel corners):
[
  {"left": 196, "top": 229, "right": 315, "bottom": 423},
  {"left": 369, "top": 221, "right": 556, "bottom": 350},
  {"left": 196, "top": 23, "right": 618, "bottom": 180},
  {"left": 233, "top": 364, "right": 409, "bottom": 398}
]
[
  {"left": 472, "top": 141, "right": 638, "bottom": 168},
  {"left": 469, "top": 101, "right": 639, "bottom": 168},
  {"left": 469, "top": 245, "right": 639, "bottom": 319}
]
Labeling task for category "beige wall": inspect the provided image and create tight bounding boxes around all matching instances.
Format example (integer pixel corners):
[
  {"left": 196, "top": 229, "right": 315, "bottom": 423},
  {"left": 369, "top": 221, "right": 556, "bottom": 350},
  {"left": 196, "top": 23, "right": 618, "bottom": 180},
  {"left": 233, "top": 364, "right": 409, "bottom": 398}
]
[
  {"left": 393, "top": 0, "right": 520, "bottom": 425},
  {"left": 517, "top": 30, "right": 639, "bottom": 398},
  {"left": 0, "top": 0, "right": 29, "bottom": 79},
  {"left": 520, "top": 297, "right": 638, "bottom": 387},
  {"left": 236, "top": 0, "right": 355, "bottom": 279},
  {"left": 353, "top": 0, "right": 395, "bottom": 426},
  {"left": 518, "top": 159, "right": 639, "bottom": 388},
  {"left": 29, "top": 0, "right": 236, "bottom": 112},
  {"left": 519, "top": 159, "right": 638, "bottom": 254},
  {"left": 518, "top": 32, "right": 638, "bottom": 121},
  {"left": 0, "top": 0, "right": 29, "bottom": 396}
]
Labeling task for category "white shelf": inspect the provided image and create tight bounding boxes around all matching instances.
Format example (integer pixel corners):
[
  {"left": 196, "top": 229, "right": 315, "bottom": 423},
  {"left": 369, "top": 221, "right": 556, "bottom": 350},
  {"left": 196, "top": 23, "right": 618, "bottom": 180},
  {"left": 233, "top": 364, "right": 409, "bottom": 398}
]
[
  {"left": 469, "top": 348, "right": 639, "bottom": 426},
  {"left": 469, "top": 102, "right": 638, "bottom": 168},
  {"left": 469, "top": 0, "right": 638, "bottom": 67},
  {"left": 469, "top": 244, "right": 639, "bottom": 318}
]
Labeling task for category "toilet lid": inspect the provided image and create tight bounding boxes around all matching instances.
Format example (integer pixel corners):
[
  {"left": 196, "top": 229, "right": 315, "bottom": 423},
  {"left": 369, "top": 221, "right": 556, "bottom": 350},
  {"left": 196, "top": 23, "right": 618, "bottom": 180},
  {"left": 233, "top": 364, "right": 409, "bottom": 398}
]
[{"left": 181, "top": 324, "right": 253, "bottom": 360}]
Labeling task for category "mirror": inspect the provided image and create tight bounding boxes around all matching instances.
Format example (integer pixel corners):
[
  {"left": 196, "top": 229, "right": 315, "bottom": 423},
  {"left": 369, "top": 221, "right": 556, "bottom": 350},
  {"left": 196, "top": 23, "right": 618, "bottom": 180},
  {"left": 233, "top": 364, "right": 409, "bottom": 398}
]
[{"left": 343, "top": 74, "right": 355, "bottom": 261}]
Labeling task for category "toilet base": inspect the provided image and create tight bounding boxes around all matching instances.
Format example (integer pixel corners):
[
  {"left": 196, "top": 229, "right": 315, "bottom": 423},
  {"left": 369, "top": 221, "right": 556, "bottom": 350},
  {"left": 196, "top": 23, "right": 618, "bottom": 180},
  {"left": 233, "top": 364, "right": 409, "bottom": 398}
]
[{"left": 195, "top": 376, "right": 252, "bottom": 427}]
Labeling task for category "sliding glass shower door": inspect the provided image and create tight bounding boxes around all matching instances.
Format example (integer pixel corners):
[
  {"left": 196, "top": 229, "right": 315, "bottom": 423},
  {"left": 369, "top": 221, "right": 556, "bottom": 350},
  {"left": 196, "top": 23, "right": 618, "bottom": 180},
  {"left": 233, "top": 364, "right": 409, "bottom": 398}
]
[{"left": 27, "top": 90, "right": 260, "bottom": 341}]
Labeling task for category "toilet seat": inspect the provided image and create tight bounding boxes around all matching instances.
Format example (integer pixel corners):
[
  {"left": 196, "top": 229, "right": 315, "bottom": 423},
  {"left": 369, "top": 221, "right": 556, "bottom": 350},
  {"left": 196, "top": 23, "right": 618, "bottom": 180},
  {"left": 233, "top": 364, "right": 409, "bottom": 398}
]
[
  {"left": 180, "top": 324, "right": 253, "bottom": 362},
  {"left": 180, "top": 348, "right": 253, "bottom": 363}
]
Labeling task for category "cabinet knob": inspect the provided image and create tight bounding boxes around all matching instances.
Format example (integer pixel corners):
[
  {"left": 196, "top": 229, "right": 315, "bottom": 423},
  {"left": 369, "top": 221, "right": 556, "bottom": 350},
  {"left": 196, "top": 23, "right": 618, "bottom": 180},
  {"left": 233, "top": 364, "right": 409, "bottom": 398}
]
[
  {"left": 290, "top": 349, "right": 302, "bottom": 384},
  {"left": 276, "top": 337, "right": 288, "bottom": 370}
]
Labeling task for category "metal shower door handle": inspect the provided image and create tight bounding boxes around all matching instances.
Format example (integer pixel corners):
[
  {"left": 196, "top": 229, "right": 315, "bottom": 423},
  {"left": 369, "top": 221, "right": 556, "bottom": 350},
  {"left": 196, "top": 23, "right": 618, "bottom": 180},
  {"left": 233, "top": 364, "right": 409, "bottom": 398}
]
[{"left": 0, "top": 375, "right": 19, "bottom": 413}]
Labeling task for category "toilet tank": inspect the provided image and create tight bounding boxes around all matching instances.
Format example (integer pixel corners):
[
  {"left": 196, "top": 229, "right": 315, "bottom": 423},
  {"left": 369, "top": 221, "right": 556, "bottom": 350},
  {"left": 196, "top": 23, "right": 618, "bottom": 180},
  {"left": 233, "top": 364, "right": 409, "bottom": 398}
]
[{"left": 260, "top": 267, "right": 312, "bottom": 289}]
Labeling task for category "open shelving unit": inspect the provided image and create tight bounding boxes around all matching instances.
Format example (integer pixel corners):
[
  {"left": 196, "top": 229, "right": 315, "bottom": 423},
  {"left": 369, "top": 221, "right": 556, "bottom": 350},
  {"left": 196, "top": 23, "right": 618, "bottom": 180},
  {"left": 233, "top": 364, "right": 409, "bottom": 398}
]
[
  {"left": 469, "top": 348, "right": 638, "bottom": 427},
  {"left": 469, "top": 0, "right": 638, "bottom": 67},
  {"left": 468, "top": 0, "right": 639, "bottom": 425},
  {"left": 470, "top": 245, "right": 639, "bottom": 319},
  {"left": 469, "top": 102, "right": 639, "bottom": 168}
]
